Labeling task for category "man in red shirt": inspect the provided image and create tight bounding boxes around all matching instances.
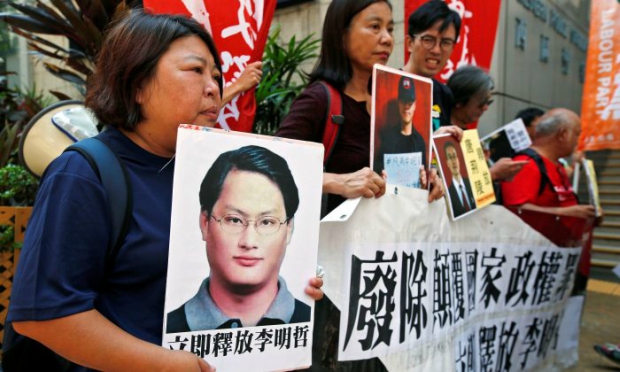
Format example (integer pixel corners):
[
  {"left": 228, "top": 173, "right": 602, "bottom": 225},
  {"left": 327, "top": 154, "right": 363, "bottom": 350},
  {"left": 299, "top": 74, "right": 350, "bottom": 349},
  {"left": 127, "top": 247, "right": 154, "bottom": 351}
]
[{"left": 502, "top": 108, "right": 595, "bottom": 219}]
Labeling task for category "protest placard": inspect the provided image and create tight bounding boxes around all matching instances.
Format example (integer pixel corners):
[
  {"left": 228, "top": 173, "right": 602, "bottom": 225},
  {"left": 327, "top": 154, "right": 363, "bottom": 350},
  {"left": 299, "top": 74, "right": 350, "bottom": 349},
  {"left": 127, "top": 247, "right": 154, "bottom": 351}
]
[
  {"left": 371, "top": 64, "right": 433, "bottom": 189},
  {"left": 433, "top": 134, "right": 479, "bottom": 220},
  {"left": 481, "top": 118, "right": 531, "bottom": 163},
  {"left": 163, "top": 125, "right": 323, "bottom": 371}
]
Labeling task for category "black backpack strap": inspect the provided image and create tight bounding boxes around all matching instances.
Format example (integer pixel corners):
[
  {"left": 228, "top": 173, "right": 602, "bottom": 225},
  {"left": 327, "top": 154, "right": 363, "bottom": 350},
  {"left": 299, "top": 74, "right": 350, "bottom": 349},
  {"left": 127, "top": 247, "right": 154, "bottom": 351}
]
[
  {"left": 516, "top": 148, "right": 549, "bottom": 196},
  {"left": 2, "top": 138, "right": 132, "bottom": 372},
  {"left": 64, "top": 137, "right": 133, "bottom": 269}
]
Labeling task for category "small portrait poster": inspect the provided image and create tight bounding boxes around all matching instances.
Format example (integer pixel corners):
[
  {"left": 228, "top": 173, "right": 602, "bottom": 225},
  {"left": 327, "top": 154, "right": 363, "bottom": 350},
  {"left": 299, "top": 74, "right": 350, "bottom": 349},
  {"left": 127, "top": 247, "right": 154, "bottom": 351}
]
[
  {"left": 480, "top": 118, "right": 531, "bottom": 163},
  {"left": 433, "top": 134, "right": 479, "bottom": 220},
  {"left": 162, "top": 125, "right": 323, "bottom": 371},
  {"left": 370, "top": 64, "right": 433, "bottom": 189},
  {"left": 461, "top": 130, "right": 496, "bottom": 208},
  {"left": 583, "top": 159, "right": 603, "bottom": 217}
]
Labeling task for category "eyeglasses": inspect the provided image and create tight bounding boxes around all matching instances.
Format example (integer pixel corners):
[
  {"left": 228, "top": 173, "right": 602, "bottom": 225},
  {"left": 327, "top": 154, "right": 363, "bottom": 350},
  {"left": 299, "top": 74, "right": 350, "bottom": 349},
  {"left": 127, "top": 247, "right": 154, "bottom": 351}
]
[
  {"left": 211, "top": 214, "right": 289, "bottom": 236},
  {"left": 478, "top": 99, "right": 494, "bottom": 109},
  {"left": 413, "top": 34, "right": 456, "bottom": 51}
]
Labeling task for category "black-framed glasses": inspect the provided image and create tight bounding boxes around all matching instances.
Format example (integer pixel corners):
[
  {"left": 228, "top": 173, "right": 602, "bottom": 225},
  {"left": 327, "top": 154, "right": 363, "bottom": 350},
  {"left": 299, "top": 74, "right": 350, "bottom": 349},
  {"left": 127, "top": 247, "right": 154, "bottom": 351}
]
[
  {"left": 211, "top": 214, "right": 289, "bottom": 236},
  {"left": 413, "top": 34, "right": 456, "bottom": 51}
]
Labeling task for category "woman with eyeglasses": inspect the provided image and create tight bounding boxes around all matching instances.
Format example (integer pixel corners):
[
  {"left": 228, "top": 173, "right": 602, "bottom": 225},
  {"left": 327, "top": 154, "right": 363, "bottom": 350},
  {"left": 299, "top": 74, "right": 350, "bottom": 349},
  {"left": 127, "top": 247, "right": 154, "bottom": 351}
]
[
  {"left": 447, "top": 65, "right": 527, "bottom": 185},
  {"left": 447, "top": 65, "right": 495, "bottom": 130}
]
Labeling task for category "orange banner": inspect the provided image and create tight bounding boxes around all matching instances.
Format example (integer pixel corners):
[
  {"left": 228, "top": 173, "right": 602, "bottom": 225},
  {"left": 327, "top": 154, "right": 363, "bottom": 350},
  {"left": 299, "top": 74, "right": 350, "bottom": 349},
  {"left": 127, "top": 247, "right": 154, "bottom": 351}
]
[{"left": 579, "top": 0, "right": 620, "bottom": 151}]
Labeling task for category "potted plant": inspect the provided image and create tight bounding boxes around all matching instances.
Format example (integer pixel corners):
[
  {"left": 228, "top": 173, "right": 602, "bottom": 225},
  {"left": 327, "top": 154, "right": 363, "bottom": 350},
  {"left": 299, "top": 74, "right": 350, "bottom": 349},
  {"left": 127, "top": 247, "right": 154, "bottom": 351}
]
[
  {"left": 0, "top": 74, "right": 45, "bottom": 350},
  {"left": 253, "top": 26, "right": 319, "bottom": 135}
]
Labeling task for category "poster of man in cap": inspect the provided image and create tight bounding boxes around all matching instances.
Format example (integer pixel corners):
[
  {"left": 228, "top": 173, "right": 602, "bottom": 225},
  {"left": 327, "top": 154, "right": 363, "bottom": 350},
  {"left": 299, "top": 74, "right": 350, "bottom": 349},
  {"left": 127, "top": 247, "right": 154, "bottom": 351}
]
[{"left": 371, "top": 65, "right": 433, "bottom": 189}]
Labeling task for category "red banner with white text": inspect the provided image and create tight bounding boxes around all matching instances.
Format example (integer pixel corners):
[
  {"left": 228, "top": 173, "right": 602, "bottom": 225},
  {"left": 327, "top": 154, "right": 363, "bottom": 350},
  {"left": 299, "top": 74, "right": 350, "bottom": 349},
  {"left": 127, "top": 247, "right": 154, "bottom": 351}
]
[
  {"left": 143, "top": 0, "right": 276, "bottom": 132},
  {"left": 578, "top": 0, "right": 620, "bottom": 151},
  {"left": 404, "top": 0, "right": 501, "bottom": 83}
]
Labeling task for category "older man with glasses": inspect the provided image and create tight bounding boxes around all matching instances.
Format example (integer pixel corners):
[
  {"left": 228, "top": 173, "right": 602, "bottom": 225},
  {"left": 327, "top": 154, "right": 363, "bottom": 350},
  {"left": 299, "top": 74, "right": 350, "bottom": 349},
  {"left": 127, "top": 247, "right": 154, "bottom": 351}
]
[{"left": 166, "top": 145, "right": 311, "bottom": 332}]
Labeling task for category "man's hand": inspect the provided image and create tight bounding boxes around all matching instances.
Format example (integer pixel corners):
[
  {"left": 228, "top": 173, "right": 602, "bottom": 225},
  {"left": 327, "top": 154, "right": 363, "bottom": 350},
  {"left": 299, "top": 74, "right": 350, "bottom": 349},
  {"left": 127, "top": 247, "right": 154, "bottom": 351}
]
[
  {"left": 305, "top": 277, "right": 324, "bottom": 301},
  {"left": 490, "top": 158, "right": 528, "bottom": 181},
  {"left": 557, "top": 205, "right": 597, "bottom": 219},
  {"left": 434, "top": 125, "right": 464, "bottom": 142},
  {"left": 328, "top": 167, "right": 386, "bottom": 199}
]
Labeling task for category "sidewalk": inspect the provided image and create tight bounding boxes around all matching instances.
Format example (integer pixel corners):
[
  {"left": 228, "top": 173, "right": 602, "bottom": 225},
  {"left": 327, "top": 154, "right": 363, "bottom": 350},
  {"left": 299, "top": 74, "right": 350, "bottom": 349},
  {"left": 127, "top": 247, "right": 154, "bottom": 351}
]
[{"left": 567, "top": 279, "right": 620, "bottom": 371}]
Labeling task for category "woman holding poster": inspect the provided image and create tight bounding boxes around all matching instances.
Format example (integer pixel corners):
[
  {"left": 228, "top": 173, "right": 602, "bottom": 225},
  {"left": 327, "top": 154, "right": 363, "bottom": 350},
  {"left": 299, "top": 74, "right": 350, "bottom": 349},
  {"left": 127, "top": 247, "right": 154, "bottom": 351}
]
[
  {"left": 277, "top": 0, "right": 457, "bottom": 214},
  {"left": 4, "top": 11, "right": 323, "bottom": 371}
]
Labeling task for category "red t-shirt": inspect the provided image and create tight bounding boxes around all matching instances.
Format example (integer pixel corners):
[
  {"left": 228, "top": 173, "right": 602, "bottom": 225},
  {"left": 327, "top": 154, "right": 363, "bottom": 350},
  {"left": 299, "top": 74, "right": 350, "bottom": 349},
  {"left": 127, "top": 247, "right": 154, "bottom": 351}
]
[{"left": 501, "top": 153, "right": 577, "bottom": 207}]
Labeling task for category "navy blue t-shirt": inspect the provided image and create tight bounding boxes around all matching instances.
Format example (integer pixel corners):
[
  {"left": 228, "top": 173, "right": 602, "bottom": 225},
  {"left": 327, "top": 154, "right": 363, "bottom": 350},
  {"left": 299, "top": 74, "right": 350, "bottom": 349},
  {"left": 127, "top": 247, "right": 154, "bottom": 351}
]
[{"left": 7, "top": 126, "right": 174, "bottom": 351}]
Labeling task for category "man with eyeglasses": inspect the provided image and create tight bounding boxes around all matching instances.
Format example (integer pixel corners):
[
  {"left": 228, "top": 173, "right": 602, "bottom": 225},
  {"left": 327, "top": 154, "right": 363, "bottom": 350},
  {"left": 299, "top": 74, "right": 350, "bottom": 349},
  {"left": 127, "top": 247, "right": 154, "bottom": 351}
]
[
  {"left": 403, "top": 0, "right": 461, "bottom": 131},
  {"left": 166, "top": 145, "right": 310, "bottom": 332}
]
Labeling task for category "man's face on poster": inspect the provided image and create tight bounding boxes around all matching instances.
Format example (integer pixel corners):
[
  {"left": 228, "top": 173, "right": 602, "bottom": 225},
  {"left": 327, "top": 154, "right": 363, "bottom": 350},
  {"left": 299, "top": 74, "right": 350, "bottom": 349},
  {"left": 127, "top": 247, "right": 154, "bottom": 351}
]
[
  {"left": 398, "top": 99, "right": 416, "bottom": 125},
  {"left": 200, "top": 169, "right": 293, "bottom": 292},
  {"left": 446, "top": 145, "right": 460, "bottom": 177}
]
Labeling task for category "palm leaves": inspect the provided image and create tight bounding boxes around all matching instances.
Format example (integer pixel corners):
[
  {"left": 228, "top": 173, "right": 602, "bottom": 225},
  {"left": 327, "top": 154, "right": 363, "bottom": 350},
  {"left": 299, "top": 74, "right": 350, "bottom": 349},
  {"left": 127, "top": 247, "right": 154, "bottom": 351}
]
[
  {"left": 253, "top": 26, "right": 319, "bottom": 135},
  {"left": 0, "top": 0, "right": 127, "bottom": 96}
]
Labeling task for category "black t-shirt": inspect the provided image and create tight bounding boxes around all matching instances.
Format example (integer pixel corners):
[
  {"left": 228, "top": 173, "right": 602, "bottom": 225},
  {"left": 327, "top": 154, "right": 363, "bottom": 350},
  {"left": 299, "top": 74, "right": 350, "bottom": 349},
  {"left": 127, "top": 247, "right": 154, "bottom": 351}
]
[
  {"left": 374, "top": 123, "right": 427, "bottom": 173},
  {"left": 432, "top": 78, "right": 454, "bottom": 130}
]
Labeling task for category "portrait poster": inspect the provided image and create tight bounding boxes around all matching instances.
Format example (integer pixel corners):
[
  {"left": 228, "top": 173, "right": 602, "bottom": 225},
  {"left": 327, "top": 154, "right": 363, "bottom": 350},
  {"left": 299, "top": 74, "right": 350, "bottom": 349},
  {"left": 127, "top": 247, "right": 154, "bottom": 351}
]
[
  {"left": 433, "top": 134, "right": 478, "bottom": 220},
  {"left": 162, "top": 125, "right": 323, "bottom": 371},
  {"left": 480, "top": 118, "right": 531, "bottom": 163},
  {"left": 461, "top": 130, "right": 495, "bottom": 208},
  {"left": 371, "top": 64, "right": 433, "bottom": 190},
  {"left": 583, "top": 159, "right": 603, "bottom": 217}
]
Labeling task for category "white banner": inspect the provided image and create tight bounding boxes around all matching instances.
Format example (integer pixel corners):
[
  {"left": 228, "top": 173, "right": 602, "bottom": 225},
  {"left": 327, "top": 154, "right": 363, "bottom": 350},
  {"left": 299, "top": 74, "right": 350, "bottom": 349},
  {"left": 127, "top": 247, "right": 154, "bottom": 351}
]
[{"left": 320, "top": 188, "right": 582, "bottom": 371}]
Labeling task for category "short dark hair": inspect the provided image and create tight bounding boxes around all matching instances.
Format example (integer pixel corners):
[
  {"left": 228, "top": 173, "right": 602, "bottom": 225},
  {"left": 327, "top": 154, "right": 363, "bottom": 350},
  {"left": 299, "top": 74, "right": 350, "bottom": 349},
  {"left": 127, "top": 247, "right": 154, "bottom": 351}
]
[
  {"left": 309, "top": 0, "right": 392, "bottom": 90},
  {"left": 86, "top": 10, "right": 223, "bottom": 131},
  {"left": 444, "top": 140, "right": 457, "bottom": 156},
  {"left": 447, "top": 65, "right": 494, "bottom": 106},
  {"left": 199, "top": 146, "right": 300, "bottom": 219},
  {"left": 515, "top": 107, "right": 545, "bottom": 128},
  {"left": 408, "top": 0, "right": 461, "bottom": 41}
]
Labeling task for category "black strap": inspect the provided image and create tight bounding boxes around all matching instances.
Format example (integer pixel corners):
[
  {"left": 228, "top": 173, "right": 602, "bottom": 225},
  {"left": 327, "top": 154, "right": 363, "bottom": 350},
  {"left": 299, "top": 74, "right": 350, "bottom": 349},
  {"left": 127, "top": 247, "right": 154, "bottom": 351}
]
[
  {"left": 516, "top": 148, "right": 549, "bottom": 196},
  {"left": 3, "top": 137, "right": 132, "bottom": 372},
  {"left": 64, "top": 137, "right": 132, "bottom": 270}
]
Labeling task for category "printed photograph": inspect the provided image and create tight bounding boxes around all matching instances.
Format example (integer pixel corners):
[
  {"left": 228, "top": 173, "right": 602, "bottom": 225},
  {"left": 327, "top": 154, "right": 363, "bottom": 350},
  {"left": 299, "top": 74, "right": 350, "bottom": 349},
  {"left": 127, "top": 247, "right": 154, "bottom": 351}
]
[
  {"left": 162, "top": 126, "right": 323, "bottom": 370},
  {"left": 433, "top": 134, "right": 478, "bottom": 220},
  {"left": 371, "top": 65, "right": 433, "bottom": 189}
]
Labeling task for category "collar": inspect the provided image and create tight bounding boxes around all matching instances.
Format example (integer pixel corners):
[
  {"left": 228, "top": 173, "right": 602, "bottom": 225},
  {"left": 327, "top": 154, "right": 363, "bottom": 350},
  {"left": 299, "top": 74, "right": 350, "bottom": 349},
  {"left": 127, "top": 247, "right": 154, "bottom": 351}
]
[
  {"left": 452, "top": 176, "right": 465, "bottom": 189},
  {"left": 184, "top": 277, "right": 296, "bottom": 330}
]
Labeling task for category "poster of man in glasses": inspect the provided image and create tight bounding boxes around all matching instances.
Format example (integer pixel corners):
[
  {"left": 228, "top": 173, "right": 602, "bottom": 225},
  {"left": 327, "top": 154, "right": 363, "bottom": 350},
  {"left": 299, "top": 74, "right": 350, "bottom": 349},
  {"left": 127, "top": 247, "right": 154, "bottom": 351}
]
[{"left": 162, "top": 126, "right": 322, "bottom": 370}]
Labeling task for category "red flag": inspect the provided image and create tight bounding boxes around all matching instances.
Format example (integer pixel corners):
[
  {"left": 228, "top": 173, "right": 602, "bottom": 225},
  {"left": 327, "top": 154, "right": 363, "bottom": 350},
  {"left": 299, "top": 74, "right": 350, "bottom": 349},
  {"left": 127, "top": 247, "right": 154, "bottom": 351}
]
[
  {"left": 404, "top": 0, "right": 501, "bottom": 83},
  {"left": 143, "top": 0, "right": 277, "bottom": 132}
]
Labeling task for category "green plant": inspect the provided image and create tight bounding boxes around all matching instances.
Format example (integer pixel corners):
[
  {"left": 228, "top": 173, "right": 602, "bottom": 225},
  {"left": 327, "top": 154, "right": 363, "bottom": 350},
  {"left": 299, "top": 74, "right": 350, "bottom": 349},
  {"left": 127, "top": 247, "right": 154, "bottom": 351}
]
[
  {"left": 0, "top": 163, "right": 39, "bottom": 206},
  {"left": 253, "top": 26, "right": 319, "bottom": 135},
  {"left": 0, "top": 225, "right": 21, "bottom": 252},
  {"left": 0, "top": 0, "right": 128, "bottom": 96}
]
